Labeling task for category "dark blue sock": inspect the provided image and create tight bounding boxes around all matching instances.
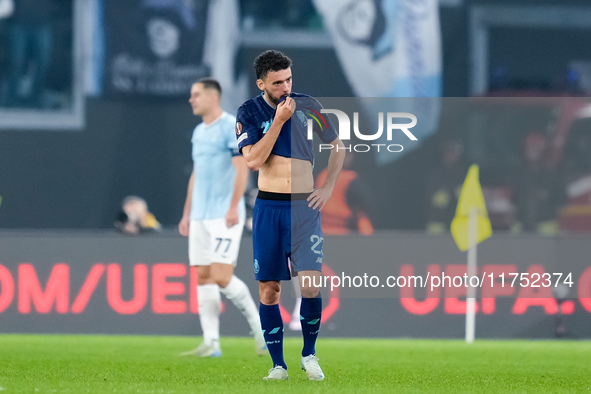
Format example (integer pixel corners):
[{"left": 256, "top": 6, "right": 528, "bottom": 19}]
[
  {"left": 300, "top": 296, "right": 322, "bottom": 357},
  {"left": 259, "top": 303, "right": 286, "bottom": 369}
]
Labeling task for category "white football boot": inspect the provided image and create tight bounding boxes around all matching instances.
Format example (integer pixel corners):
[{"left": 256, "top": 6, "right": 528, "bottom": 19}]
[
  {"left": 180, "top": 341, "right": 221, "bottom": 357},
  {"left": 254, "top": 332, "right": 269, "bottom": 355},
  {"left": 263, "top": 366, "right": 289, "bottom": 380},
  {"left": 301, "top": 354, "right": 324, "bottom": 381}
]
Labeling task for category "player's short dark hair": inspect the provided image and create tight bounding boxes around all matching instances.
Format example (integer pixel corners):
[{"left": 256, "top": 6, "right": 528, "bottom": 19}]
[
  {"left": 254, "top": 50, "right": 292, "bottom": 80},
  {"left": 195, "top": 77, "right": 222, "bottom": 96}
]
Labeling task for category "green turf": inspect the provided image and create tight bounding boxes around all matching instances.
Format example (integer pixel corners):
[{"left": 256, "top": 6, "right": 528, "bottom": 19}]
[{"left": 0, "top": 335, "right": 590, "bottom": 393}]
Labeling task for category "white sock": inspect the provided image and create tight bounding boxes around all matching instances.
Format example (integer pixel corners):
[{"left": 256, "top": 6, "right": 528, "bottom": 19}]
[
  {"left": 291, "top": 276, "right": 302, "bottom": 321},
  {"left": 197, "top": 284, "right": 221, "bottom": 348},
  {"left": 220, "top": 276, "right": 261, "bottom": 336},
  {"left": 292, "top": 298, "right": 302, "bottom": 322}
]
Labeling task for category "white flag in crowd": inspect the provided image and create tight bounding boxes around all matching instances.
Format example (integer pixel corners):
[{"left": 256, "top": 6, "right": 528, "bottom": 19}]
[
  {"left": 203, "top": 0, "right": 242, "bottom": 112},
  {"left": 314, "top": 0, "right": 442, "bottom": 165}
]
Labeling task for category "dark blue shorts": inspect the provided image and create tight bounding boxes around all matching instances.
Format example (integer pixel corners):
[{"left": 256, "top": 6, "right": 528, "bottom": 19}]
[{"left": 252, "top": 192, "right": 324, "bottom": 281}]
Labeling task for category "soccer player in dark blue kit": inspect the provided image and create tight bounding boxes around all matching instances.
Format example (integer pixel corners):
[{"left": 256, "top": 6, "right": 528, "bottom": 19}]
[{"left": 236, "top": 50, "right": 346, "bottom": 380}]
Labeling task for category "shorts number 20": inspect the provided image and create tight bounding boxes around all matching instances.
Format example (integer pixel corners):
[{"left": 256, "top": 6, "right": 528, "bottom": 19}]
[{"left": 310, "top": 235, "right": 324, "bottom": 255}]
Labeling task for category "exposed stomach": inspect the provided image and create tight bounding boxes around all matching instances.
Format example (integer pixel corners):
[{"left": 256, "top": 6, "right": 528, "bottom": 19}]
[{"left": 258, "top": 154, "right": 314, "bottom": 193}]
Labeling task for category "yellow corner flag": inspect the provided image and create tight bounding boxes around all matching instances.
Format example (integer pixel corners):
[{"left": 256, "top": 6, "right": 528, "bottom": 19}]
[{"left": 450, "top": 165, "right": 492, "bottom": 251}]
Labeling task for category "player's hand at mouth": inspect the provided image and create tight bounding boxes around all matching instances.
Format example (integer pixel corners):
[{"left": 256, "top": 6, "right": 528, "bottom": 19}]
[{"left": 275, "top": 97, "right": 295, "bottom": 124}]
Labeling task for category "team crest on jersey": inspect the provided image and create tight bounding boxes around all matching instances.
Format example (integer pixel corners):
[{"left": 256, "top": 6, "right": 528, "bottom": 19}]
[
  {"left": 235, "top": 122, "right": 243, "bottom": 135},
  {"left": 261, "top": 120, "right": 272, "bottom": 134},
  {"left": 296, "top": 111, "right": 308, "bottom": 128}
]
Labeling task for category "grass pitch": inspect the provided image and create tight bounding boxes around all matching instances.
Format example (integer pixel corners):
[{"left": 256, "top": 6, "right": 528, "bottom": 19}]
[{"left": 1, "top": 335, "right": 590, "bottom": 393}]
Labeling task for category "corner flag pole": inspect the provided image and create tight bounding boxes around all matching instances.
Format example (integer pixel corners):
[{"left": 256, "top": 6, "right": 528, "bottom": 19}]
[
  {"left": 451, "top": 165, "right": 492, "bottom": 344},
  {"left": 465, "top": 206, "right": 477, "bottom": 343}
]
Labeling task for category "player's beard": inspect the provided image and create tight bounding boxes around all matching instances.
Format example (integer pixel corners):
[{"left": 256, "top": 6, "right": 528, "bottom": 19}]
[{"left": 265, "top": 89, "right": 288, "bottom": 106}]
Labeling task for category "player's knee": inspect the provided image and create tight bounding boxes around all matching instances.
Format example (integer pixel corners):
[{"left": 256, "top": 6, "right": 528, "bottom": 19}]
[
  {"left": 210, "top": 264, "right": 234, "bottom": 287},
  {"left": 259, "top": 281, "right": 280, "bottom": 304},
  {"left": 300, "top": 285, "right": 320, "bottom": 298},
  {"left": 214, "top": 274, "right": 231, "bottom": 288},
  {"left": 196, "top": 267, "right": 213, "bottom": 285}
]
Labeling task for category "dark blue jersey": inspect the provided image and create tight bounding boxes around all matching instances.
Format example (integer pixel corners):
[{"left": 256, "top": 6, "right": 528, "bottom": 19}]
[{"left": 235, "top": 92, "right": 338, "bottom": 164}]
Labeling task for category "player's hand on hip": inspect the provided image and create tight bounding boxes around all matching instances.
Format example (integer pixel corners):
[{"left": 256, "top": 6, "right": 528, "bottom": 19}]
[
  {"left": 178, "top": 215, "right": 190, "bottom": 237},
  {"left": 307, "top": 186, "right": 333, "bottom": 211},
  {"left": 275, "top": 97, "right": 295, "bottom": 124},
  {"left": 226, "top": 207, "right": 240, "bottom": 228}
]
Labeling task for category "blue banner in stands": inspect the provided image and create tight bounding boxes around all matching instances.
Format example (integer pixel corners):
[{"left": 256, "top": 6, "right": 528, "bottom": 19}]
[{"left": 103, "top": 0, "right": 210, "bottom": 97}]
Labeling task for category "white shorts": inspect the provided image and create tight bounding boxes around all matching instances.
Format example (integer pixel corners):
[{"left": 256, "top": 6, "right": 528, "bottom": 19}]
[{"left": 188, "top": 218, "right": 245, "bottom": 266}]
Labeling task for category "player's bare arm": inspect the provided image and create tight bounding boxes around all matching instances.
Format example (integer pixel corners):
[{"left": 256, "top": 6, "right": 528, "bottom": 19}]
[
  {"left": 241, "top": 97, "right": 294, "bottom": 171},
  {"left": 178, "top": 171, "right": 194, "bottom": 236},
  {"left": 307, "top": 137, "right": 346, "bottom": 210},
  {"left": 226, "top": 156, "right": 249, "bottom": 228}
]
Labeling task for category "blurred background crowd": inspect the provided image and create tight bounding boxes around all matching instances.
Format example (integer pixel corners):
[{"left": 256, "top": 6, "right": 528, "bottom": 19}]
[{"left": 1, "top": 0, "right": 591, "bottom": 235}]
